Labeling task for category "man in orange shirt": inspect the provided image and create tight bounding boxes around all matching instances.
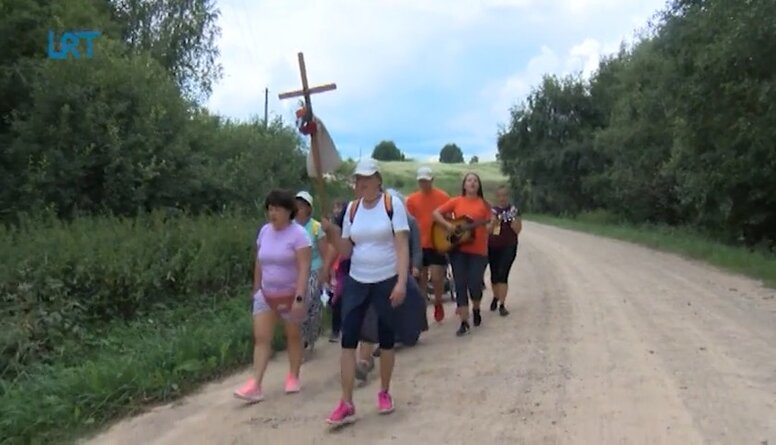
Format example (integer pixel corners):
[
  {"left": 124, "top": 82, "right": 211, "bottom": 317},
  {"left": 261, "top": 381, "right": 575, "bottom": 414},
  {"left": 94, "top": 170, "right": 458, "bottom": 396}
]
[{"left": 405, "top": 166, "right": 450, "bottom": 322}]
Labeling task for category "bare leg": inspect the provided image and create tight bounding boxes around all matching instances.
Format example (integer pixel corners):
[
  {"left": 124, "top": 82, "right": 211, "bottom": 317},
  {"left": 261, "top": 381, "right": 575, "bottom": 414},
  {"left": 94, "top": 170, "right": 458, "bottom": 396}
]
[
  {"left": 252, "top": 311, "right": 277, "bottom": 383},
  {"left": 355, "top": 342, "right": 375, "bottom": 381},
  {"left": 379, "top": 348, "right": 395, "bottom": 391},
  {"left": 341, "top": 348, "right": 357, "bottom": 403},
  {"left": 430, "top": 265, "right": 445, "bottom": 305},
  {"left": 283, "top": 319, "right": 303, "bottom": 378},
  {"left": 418, "top": 266, "right": 430, "bottom": 300},
  {"left": 359, "top": 342, "right": 375, "bottom": 362},
  {"left": 496, "top": 283, "right": 508, "bottom": 304}
]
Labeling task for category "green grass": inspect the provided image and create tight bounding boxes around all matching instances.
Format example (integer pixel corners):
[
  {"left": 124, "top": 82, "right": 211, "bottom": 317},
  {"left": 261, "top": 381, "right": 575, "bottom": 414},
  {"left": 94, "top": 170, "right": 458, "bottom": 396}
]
[
  {"left": 527, "top": 210, "right": 776, "bottom": 288},
  {"left": 380, "top": 160, "right": 507, "bottom": 197},
  {"left": 0, "top": 291, "right": 292, "bottom": 445}
]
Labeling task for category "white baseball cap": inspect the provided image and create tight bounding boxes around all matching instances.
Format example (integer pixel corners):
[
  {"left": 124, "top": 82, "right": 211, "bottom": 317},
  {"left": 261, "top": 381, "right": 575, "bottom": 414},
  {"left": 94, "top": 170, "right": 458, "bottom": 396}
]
[
  {"left": 353, "top": 158, "right": 380, "bottom": 177},
  {"left": 416, "top": 166, "right": 433, "bottom": 180},
  {"left": 295, "top": 190, "right": 313, "bottom": 206}
]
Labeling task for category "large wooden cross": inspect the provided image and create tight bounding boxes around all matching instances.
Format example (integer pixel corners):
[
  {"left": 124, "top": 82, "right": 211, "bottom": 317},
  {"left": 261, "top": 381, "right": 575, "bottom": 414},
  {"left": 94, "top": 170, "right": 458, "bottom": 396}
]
[{"left": 278, "top": 52, "right": 337, "bottom": 215}]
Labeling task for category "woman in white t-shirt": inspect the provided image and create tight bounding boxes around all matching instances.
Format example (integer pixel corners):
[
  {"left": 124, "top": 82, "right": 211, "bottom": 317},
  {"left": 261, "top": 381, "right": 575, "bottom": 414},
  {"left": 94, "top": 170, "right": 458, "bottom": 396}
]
[{"left": 322, "top": 158, "right": 410, "bottom": 426}]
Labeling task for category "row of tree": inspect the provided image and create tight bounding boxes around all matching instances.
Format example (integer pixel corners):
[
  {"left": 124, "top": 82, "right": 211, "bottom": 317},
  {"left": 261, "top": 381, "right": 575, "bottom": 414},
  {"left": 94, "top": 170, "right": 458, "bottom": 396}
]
[
  {"left": 1, "top": 0, "right": 308, "bottom": 224},
  {"left": 371, "top": 140, "right": 478, "bottom": 164},
  {"left": 497, "top": 0, "right": 776, "bottom": 247}
]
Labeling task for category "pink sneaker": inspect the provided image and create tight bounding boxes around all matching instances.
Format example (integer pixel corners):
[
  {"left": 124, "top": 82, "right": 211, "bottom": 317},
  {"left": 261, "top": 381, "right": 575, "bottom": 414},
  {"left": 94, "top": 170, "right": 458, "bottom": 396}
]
[
  {"left": 284, "top": 374, "right": 301, "bottom": 394},
  {"left": 233, "top": 378, "right": 263, "bottom": 403},
  {"left": 325, "top": 400, "right": 356, "bottom": 426},
  {"left": 377, "top": 389, "right": 394, "bottom": 414}
]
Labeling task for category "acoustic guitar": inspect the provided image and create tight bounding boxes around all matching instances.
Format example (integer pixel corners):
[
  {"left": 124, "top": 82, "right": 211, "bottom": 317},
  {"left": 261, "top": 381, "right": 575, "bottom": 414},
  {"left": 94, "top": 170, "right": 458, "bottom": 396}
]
[{"left": 431, "top": 216, "right": 492, "bottom": 254}]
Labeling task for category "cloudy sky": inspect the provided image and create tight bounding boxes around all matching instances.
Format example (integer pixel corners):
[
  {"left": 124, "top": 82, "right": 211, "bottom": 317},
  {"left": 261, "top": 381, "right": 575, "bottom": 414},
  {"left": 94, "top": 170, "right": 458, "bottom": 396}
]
[{"left": 206, "top": 0, "right": 668, "bottom": 162}]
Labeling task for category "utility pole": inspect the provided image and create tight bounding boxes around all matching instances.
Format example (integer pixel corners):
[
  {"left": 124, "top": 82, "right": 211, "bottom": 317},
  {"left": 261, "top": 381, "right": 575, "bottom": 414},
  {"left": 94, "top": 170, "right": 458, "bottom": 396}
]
[{"left": 263, "top": 87, "right": 269, "bottom": 129}]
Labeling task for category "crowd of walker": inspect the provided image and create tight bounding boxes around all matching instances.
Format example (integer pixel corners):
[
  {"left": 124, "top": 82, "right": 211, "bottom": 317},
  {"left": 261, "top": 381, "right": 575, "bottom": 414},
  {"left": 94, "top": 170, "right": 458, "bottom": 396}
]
[{"left": 233, "top": 158, "right": 523, "bottom": 427}]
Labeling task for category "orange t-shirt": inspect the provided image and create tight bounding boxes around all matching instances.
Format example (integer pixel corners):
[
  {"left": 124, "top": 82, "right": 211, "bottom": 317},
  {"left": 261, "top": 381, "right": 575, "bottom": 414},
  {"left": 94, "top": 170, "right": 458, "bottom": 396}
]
[
  {"left": 406, "top": 187, "right": 450, "bottom": 249},
  {"left": 435, "top": 196, "right": 492, "bottom": 256}
]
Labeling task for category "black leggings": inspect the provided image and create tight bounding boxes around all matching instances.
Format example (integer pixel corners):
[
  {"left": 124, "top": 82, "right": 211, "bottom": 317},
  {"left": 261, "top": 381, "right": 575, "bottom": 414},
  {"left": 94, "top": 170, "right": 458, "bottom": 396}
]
[
  {"left": 448, "top": 252, "right": 488, "bottom": 308},
  {"left": 330, "top": 296, "right": 342, "bottom": 334},
  {"left": 488, "top": 244, "right": 518, "bottom": 284},
  {"left": 340, "top": 275, "right": 397, "bottom": 350}
]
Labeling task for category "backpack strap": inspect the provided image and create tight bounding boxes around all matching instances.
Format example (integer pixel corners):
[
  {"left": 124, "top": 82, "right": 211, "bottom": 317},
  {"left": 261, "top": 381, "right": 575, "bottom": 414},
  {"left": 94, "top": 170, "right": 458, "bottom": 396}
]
[
  {"left": 384, "top": 193, "right": 393, "bottom": 221},
  {"left": 348, "top": 199, "right": 360, "bottom": 225},
  {"left": 349, "top": 194, "right": 394, "bottom": 225}
]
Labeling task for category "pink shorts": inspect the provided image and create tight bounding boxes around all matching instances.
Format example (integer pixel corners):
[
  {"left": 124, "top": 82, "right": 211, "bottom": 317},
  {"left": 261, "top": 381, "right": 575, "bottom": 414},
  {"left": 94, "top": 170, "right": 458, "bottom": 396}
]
[{"left": 252, "top": 289, "right": 306, "bottom": 324}]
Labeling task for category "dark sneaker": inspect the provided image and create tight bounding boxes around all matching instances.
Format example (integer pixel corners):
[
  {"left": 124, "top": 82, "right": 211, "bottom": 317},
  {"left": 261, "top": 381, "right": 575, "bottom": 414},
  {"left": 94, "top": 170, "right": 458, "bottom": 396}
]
[
  {"left": 456, "top": 321, "right": 470, "bottom": 336},
  {"left": 489, "top": 298, "right": 498, "bottom": 312},
  {"left": 473, "top": 309, "right": 482, "bottom": 327},
  {"left": 355, "top": 358, "right": 374, "bottom": 382},
  {"left": 499, "top": 305, "right": 510, "bottom": 317}
]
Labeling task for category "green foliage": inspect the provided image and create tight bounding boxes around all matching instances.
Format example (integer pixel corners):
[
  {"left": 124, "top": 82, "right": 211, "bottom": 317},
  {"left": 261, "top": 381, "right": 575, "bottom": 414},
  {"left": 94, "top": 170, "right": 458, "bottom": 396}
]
[
  {"left": 498, "top": 0, "right": 776, "bottom": 247},
  {"left": 0, "top": 211, "right": 259, "bottom": 380},
  {"left": 372, "top": 140, "right": 405, "bottom": 161},
  {"left": 0, "top": 0, "right": 306, "bottom": 222},
  {"left": 469, "top": 155, "right": 479, "bottom": 164},
  {"left": 439, "top": 143, "right": 464, "bottom": 163},
  {"left": 112, "top": 0, "right": 224, "bottom": 101},
  {"left": 0, "top": 213, "right": 304, "bottom": 444},
  {"left": 0, "top": 0, "right": 327, "bottom": 442},
  {"left": 0, "top": 295, "right": 254, "bottom": 444}
]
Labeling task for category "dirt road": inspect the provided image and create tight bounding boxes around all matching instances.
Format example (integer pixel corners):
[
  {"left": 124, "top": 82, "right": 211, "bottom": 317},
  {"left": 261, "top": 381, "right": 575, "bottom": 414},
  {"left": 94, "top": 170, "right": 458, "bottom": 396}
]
[{"left": 84, "top": 222, "right": 776, "bottom": 445}]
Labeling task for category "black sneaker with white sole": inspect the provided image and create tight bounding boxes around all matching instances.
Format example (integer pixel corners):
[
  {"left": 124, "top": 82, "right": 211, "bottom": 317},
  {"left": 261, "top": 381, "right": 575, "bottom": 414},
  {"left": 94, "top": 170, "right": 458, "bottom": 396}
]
[{"left": 456, "top": 321, "right": 470, "bottom": 336}]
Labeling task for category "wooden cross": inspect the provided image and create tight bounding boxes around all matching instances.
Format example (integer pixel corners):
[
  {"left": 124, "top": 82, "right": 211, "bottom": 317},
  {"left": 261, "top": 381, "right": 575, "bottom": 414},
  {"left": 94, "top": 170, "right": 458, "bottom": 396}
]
[{"left": 278, "top": 52, "right": 337, "bottom": 215}]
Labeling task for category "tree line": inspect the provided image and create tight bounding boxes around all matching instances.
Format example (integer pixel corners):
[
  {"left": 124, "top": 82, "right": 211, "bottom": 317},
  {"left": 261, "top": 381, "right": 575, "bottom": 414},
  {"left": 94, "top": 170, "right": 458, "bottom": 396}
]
[
  {"left": 1, "top": 0, "right": 309, "bottom": 225},
  {"left": 497, "top": 0, "right": 776, "bottom": 248},
  {"left": 1, "top": 4, "right": 323, "bottom": 440},
  {"left": 372, "top": 140, "right": 479, "bottom": 164}
]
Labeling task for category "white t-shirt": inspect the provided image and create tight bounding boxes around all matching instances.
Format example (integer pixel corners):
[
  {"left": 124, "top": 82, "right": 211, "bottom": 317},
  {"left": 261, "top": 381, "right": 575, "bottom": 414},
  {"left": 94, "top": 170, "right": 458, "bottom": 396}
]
[{"left": 342, "top": 194, "right": 410, "bottom": 283}]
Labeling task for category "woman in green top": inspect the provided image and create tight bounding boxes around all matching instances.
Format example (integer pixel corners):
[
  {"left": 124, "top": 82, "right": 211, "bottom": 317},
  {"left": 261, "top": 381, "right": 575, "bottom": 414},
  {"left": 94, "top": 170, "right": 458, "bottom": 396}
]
[{"left": 295, "top": 191, "right": 329, "bottom": 357}]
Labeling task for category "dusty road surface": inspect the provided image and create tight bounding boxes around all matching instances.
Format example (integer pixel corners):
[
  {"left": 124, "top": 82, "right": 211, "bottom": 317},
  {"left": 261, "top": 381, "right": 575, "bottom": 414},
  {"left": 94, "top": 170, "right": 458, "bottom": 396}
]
[{"left": 84, "top": 222, "right": 776, "bottom": 445}]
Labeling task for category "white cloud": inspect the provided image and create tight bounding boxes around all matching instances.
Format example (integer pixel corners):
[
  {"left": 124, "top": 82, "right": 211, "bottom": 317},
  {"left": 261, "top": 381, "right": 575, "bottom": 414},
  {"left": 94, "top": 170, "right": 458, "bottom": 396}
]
[{"left": 208, "top": 0, "right": 668, "bottom": 161}]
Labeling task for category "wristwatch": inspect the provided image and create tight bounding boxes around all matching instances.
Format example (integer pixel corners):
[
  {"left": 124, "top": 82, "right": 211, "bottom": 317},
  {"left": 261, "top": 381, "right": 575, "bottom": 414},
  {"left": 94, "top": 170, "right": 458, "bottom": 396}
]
[{"left": 295, "top": 295, "right": 303, "bottom": 302}]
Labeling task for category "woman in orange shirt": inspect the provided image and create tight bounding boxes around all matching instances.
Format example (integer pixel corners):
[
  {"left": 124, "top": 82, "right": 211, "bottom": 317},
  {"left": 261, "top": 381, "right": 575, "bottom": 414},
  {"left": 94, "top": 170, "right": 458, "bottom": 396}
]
[{"left": 432, "top": 172, "right": 494, "bottom": 336}]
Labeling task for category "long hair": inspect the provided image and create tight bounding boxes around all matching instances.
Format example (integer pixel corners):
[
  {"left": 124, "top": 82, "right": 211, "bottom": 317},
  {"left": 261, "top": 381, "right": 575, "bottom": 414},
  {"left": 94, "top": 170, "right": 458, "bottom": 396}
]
[
  {"left": 461, "top": 172, "right": 493, "bottom": 213},
  {"left": 460, "top": 172, "right": 484, "bottom": 199}
]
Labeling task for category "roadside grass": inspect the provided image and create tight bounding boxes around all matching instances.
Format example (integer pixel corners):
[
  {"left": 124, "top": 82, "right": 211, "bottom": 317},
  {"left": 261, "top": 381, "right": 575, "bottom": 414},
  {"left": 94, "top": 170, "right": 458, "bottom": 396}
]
[
  {"left": 0, "top": 292, "right": 291, "bottom": 445},
  {"left": 379, "top": 160, "right": 507, "bottom": 197},
  {"left": 526, "top": 210, "right": 776, "bottom": 288}
]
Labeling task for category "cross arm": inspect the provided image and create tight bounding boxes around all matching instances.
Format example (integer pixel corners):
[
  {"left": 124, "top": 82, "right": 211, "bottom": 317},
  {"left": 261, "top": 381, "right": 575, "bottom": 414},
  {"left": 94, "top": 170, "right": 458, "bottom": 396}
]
[{"left": 278, "top": 83, "right": 337, "bottom": 100}]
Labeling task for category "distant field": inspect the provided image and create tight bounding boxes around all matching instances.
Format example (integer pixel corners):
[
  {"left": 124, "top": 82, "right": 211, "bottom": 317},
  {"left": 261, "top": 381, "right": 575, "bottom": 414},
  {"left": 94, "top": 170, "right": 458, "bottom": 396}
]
[{"left": 379, "top": 161, "right": 507, "bottom": 197}]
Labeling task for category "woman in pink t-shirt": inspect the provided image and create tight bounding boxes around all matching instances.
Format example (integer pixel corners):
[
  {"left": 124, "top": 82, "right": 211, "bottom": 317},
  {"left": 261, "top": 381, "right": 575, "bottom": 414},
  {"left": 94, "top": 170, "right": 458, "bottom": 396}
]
[{"left": 234, "top": 189, "right": 312, "bottom": 403}]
